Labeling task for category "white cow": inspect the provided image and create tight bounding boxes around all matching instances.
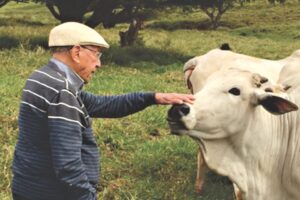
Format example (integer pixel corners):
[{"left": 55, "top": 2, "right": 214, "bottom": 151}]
[
  {"left": 168, "top": 67, "right": 300, "bottom": 200},
  {"left": 182, "top": 48, "right": 300, "bottom": 196},
  {"left": 184, "top": 48, "right": 300, "bottom": 93}
]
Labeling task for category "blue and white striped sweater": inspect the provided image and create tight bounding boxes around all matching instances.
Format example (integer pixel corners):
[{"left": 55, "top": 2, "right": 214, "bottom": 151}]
[{"left": 12, "top": 61, "right": 156, "bottom": 200}]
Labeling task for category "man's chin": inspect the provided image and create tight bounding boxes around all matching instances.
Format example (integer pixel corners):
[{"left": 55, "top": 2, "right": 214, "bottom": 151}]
[{"left": 83, "top": 76, "right": 91, "bottom": 84}]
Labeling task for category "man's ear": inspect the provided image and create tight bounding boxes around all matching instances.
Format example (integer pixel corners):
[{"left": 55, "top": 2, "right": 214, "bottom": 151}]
[
  {"left": 70, "top": 45, "right": 81, "bottom": 63},
  {"left": 256, "top": 94, "right": 298, "bottom": 115}
]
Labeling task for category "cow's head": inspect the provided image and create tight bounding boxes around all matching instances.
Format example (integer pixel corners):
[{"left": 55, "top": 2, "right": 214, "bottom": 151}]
[{"left": 168, "top": 68, "right": 298, "bottom": 140}]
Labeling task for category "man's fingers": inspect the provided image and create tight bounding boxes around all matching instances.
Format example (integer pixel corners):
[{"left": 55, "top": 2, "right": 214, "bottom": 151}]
[{"left": 155, "top": 93, "right": 195, "bottom": 105}]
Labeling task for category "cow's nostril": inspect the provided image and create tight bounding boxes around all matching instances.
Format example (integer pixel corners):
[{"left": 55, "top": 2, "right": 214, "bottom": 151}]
[
  {"left": 179, "top": 104, "right": 190, "bottom": 115},
  {"left": 168, "top": 104, "right": 190, "bottom": 120}
]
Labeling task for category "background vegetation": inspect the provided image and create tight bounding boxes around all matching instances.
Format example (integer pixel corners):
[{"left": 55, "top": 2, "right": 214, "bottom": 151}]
[{"left": 0, "top": 0, "right": 300, "bottom": 199}]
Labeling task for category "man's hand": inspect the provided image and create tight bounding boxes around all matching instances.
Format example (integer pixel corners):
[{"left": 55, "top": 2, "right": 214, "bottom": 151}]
[{"left": 154, "top": 93, "right": 195, "bottom": 105}]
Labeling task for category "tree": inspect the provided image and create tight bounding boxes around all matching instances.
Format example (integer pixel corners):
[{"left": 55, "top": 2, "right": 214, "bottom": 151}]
[
  {"left": 38, "top": 0, "right": 150, "bottom": 28},
  {"left": 268, "top": 0, "right": 286, "bottom": 4},
  {"left": 198, "top": 0, "right": 235, "bottom": 29},
  {"left": 239, "top": 0, "right": 254, "bottom": 7},
  {"left": 119, "top": 18, "right": 144, "bottom": 47},
  {"left": 0, "top": 0, "right": 9, "bottom": 7},
  {"left": 33, "top": 0, "right": 151, "bottom": 46},
  {"left": 30, "top": 0, "right": 247, "bottom": 44},
  {"left": 167, "top": 0, "right": 239, "bottom": 29},
  {"left": 0, "top": 0, "right": 28, "bottom": 8},
  {"left": 1, "top": 0, "right": 251, "bottom": 44},
  {"left": 44, "top": 0, "right": 93, "bottom": 23}
]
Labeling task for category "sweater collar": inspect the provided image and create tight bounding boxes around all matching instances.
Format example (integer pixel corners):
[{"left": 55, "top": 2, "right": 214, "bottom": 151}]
[{"left": 50, "top": 58, "right": 84, "bottom": 91}]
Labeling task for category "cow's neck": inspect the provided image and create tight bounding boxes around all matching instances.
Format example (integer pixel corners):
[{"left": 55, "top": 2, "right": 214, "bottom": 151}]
[{"left": 201, "top": 106, "right": 299, "bottom": 200}]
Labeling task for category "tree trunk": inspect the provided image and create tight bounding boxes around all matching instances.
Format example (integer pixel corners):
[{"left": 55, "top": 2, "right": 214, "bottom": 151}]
[
  {"left": 119, "top": 19, "right": 144, "bottom": 47},
  {"left": 45, "top": 1, "right": 62, "bottom": 21},
  {"left": 201, "top": 1, "right": 232, "bottom": 29}
]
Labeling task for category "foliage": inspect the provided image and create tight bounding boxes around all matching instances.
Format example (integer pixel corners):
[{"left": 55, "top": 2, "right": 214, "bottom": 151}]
[
  {"left": 0, "top": 0, "right": 27, "bottom": 8},
  {"left": 0, "top": 0, "right": 247, "bottom": 41},
  {"left": 0, "top": 0, "right": 9, "bottom": 7},
  {"left": 166, "top": 0, "right": 248, "bottom": 29},
  {"left": 198, "top": 0, "right": 236, "bottom": 29},
  {"left": 29, "top": 0, "right": 162, "bottom": 46},
  {"left": 28, "top": 0, "right": 158, "bottom": 28},
  {"left": 239, "top": 0, "right": 254, "bottom": 6},
  {"left": 268, "top": 0, "right": 286, "bottom": 4}
]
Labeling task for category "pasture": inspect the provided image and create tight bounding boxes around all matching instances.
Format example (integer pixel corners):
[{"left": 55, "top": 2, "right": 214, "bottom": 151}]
[{"left": 0, "top": 1, "right": 300, "bottom": 199}]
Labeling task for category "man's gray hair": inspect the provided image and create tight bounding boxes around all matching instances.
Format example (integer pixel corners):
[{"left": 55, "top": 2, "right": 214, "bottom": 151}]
[{"left": 49, "top": 46, "right": 73, "bottom": 54}]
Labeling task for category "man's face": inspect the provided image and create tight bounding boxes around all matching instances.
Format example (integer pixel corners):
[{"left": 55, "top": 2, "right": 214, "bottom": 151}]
[{"left": 76, "top": 45, "right": 102, "bottom": 83}]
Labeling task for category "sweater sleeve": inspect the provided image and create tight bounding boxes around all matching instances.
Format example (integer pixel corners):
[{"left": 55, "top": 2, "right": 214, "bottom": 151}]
[
  {"left": 79, "top": 91, "right": 157, "bottom": 118},
  {"left": 47, "top": 89, "right": 96, "bottom": 200}
]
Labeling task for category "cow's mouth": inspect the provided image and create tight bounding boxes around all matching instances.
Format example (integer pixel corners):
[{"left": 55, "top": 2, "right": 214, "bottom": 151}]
[{"left": 167, "top": 118, "right": 188, "bottom": 135}]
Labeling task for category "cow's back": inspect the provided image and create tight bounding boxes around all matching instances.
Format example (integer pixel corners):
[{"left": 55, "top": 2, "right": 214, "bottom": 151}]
[
  {"left": 185, "top": 49, "right": 298, "bottom": 94},
  {"left": 268, "top": 58, "right": 300, "bottom": 199}
]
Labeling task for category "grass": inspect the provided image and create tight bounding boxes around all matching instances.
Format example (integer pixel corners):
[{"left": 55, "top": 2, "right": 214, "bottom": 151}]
[{"left": 1, "top": 1, "right": 300, "bottom": 199}]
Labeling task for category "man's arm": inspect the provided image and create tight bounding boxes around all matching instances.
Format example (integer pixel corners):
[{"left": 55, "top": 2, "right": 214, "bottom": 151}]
[
  {"left": 79, "top": 91, "right": 194, "bottom": 118},
  {"left": 79, "top": 91, "right": 155, "bottom": 118}
]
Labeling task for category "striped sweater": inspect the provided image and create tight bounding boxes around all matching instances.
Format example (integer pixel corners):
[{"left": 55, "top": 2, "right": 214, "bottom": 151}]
[{"left": 12, "top": 61, "right": 156, "bottom": 200}]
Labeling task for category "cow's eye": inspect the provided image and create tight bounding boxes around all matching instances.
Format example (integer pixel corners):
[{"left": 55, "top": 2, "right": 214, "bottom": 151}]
[{"left": 228, "top": 87, "right": 240, "bottom": 96}]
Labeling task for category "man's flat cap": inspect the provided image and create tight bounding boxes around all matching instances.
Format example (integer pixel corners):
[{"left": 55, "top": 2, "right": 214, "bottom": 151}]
[{"left": 48, "top": 22, "right": 109, "bottom": 48}]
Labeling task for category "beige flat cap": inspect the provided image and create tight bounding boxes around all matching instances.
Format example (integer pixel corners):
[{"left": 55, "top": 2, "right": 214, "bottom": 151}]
[{"left": 48, "top": 22, "right": 109, "bottom": 48}]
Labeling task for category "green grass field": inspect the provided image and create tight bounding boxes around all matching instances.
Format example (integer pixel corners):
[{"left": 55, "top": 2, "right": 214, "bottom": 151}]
[{"left": 1, "top": 1, "right": 300, "bottom": 199}]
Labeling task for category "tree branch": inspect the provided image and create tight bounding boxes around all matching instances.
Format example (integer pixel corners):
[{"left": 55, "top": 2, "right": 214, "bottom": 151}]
[
  {"left": 45, "top": 0, "right": 61, "bottom": 21},
  {"left": 0, "top": 0, "right": 9, "bottom": 8}
]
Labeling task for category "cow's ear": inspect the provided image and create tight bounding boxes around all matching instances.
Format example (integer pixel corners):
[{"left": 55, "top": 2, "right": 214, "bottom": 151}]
[
  {"left": 257, "top": 94, "right": 298, "bottom": 115},
  {"left": 184, "top": 68, "right": 195, "bottom": 94}
]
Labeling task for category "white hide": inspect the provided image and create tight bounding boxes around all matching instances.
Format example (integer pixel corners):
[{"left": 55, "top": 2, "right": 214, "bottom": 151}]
[
  {"left": 180, "top": 68, "right": 300, "bottom": 200},
  {"left": 184, "top": 49, "right": 300, "bottom": 93}
]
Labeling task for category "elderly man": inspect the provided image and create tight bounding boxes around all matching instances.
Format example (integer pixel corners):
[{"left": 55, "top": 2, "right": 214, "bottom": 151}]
[{"left": 12, "top": 22, "right": 194, "bottom": 200}]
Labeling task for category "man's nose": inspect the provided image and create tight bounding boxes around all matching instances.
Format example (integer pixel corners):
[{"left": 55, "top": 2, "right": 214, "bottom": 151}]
[
  {"left": 168, "top": 104, "right": 190, "bottom": 120},
  {"left": 96, "top": 59, "right": 101, "bottom": 68}
]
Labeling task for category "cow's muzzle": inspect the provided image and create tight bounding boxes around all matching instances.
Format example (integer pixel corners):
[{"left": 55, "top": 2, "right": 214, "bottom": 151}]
[{"left": 167, "top": 104, "right": 190, "bottom": 135}]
